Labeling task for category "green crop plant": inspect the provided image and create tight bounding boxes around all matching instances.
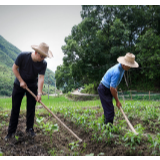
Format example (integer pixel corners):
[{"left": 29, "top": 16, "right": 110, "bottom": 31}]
[
  {"left": 81, "top": 142, "right": 87, "bottom": 153},
  {"left": 148, "top": 121, "right": 157, "bottom": 132},
  {"left": 115, "top": 110, "right": 121, "bottom": 118},
  {"left": 97, "top": 152, "right": 105, "bottom": 156},
  {"left": 15, "top": 135, "right": 19, "bottom": 141},
  {"left": 134, "top": 124, "right": 145, "bottom": 134},
  {"left": 147, "top": 134, "right": 160, "bottom": 155},
  {"left": 110, "top": 125, "right": 121, "bottom": 134},
  {"left": 118, "top": 120, "right": 127, "bottom": 129},
  {"left": 101, "top": 123, "right": 115, "bottom": 144},
  {"left": 128, "top": 114, "right": 134, "bottom": 121},
  {"left": 48, "top": 148, "right": 56, "bottom": 156},
  {"left": 44, "top": 123, "right": 59, "bottom": 132},
  {"left": 68, "top": 141, "right": 79, "bottom": 151},
  {"left": 0, "top": 151, "right": 3, "bottom": 156},
  {"left": 122, "top": 131, "right": 143, "bottom": 151},
  {"left": 85, "top": 153, "right": 94, "bottom": 156},
  {"left": 144, "top": 106, "right": 158, "bottom": 120},
  {"left": 36, "top": 117, "right": 45, "bottom": 129},
  {"left": 142, "top": 116, "right": 149, "bottom": 124},
  {"left": 36, "top": 117, "right": 44, "bottom": 124},
  {"left": 44, "top": 122, "right": 59, "bottom": 144},
  {"left": 36, "top": 116, "right": 59, "bottom": 143}
]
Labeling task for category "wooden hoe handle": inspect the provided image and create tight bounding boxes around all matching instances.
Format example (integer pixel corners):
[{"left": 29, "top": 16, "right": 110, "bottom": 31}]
[
  {"left": 26, "top": 87, "right": 82, "bottom": 142},
  {"left": 119, "top": 107, "right": 138, "bottom": 135}
]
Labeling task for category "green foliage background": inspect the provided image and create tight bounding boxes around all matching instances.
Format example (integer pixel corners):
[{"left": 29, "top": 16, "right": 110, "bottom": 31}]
[
  {"left": 55, "top": 5, "right": 160, "bottom": 93},
  {"left": 0, "top": 35, "right": 56, "bottom": 96}
]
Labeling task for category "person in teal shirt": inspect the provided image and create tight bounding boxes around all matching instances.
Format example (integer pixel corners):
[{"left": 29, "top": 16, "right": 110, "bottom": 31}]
[{"left": 98, "top": 53, "right": 139, "bottom": 125}]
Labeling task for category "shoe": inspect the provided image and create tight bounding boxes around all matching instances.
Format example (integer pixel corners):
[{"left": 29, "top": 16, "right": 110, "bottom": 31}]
[
  {"left": 4, "top": 133, "right": 15, "bottom": 141},
  {"left": 26, "top": 128, "right": 36, "bottom": 137}
]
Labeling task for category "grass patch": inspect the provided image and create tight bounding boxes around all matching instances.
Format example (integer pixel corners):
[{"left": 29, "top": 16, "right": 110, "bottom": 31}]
[{"left": 0, "top": 94, "right": 160, "bottom": 111}]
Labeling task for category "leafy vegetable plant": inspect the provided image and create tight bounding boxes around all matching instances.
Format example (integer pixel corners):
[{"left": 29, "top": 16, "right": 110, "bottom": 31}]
[{"left": 148, "top": 133, "right": 160, "bottom": 155}]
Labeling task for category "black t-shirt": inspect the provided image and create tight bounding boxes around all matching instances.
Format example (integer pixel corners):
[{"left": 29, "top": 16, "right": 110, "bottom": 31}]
[{"left": 14, "top": 52, "right": 47, "bottom": 87}]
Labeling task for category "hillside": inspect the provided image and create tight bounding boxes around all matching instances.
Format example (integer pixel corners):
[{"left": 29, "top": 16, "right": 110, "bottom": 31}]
[{"left": 0, "top": 35, "right": 55, "bottom": 96}]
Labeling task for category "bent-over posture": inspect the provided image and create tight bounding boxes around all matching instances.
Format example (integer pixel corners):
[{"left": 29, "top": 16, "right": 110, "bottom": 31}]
[{"left": 98, "top": 53, "right": 139, "bottom": 126}]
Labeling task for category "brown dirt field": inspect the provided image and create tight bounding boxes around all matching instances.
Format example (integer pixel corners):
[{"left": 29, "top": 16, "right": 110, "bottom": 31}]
[{"left": 0, "top": 111, "right": 154, "bottom": 156}]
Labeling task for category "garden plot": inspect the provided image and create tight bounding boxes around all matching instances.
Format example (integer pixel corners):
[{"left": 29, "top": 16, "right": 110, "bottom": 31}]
[{"left": 0, "top": 96, "right": 160, "bottom": 156}]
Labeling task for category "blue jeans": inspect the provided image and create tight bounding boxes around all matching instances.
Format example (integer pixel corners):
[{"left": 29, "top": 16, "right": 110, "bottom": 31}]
[{"left": 98, "top": 83, "right": 115, "bottom": 124}]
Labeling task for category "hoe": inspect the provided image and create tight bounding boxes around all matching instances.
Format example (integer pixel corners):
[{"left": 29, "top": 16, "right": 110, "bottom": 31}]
[
  {"left": 119, "top": 106, "right": 138, "bottom": 135},
  {"left": 26, "top": 87, "right": 83, "bottom": 142},
  {"left": 119, "top": 87, "right": 138, "bottom": 135}
]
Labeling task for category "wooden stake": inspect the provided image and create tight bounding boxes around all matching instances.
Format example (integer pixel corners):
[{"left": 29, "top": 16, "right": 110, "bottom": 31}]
[
  {"left": 149, "top": 91, "right": 150, "bottom": 100},
  {"left": 120, "top": 88, "right": 125, "bottom": 105},
  {"left": 26, "top": 87, "right": 82, "bottom": 142},
  {"left": 130, "top": 90, "right": 132, "bottom": 100}
]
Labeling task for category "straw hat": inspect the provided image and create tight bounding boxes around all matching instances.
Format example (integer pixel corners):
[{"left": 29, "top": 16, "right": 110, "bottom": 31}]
[
  {"left": 31, "top": 42, "right": 53, "bottom": 58},
  {"left": 117, "top": 53, "right": 139, "bottom": 68}
]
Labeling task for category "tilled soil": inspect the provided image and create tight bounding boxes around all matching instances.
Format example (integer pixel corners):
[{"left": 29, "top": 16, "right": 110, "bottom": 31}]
[{"left": 0, "top": 110, "right": 153, "bottom": 156}]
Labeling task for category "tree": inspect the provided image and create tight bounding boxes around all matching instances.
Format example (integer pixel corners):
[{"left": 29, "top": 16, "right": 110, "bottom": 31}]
[
  {"left": 56, "top": 5, "right": 160, "bottom": 92},
  {"left": 136, "top": 29, "right": 160, "bottom": 79}
]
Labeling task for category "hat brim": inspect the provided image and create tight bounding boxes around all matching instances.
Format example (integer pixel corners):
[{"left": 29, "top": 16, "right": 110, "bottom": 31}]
[
  {"left": 117, "top": 57, "right": 139, "bottom": 68},
  {"left": 31, "top": 45, "right": 53, "bottom": 58}
]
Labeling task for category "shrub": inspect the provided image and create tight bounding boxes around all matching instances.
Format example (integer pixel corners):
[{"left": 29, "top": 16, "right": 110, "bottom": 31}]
[{"left": 81, "top": 83, "right": 98, "bottom": 94}]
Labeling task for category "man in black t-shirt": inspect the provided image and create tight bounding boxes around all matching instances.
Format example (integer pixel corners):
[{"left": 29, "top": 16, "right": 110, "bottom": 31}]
[{"left": 5, "top": 42, "right": 53, "bottom": 140}]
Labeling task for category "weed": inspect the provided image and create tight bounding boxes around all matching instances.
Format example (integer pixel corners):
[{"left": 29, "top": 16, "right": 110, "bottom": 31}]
[{"left": 48, "top": 148, "right": 56, "bottom": 156}]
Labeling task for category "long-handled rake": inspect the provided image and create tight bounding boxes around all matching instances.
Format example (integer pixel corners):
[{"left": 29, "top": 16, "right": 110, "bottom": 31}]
[{"left": 26, "top": 87, "right": 82, "bottom": 142}]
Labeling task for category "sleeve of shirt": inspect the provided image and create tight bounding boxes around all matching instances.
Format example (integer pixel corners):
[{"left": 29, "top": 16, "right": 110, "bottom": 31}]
[
  {"left": 15, "top": 53, "right": 23, "bottom": 67},
  {"left": 39, "top": 61, "right": 47, "bottom": 75},
  {"left": 110, "top": 71, "right": 120, "bottom": 88}
]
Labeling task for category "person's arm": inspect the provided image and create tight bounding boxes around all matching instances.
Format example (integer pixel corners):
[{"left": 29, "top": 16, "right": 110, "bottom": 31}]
[
  {"left": 110, "top": 87, "right": 121, "bottom": 109},
  {"left": 37, "top": 74, "right": 45, "bottom": 102},
  {"left": 12, "top": 63, "right": 27, "bottom": 89}
]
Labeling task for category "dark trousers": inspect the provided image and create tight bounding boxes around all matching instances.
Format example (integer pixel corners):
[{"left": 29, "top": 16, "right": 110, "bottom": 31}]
[
  {"left": 98, "top": 83, "right": 115, "bottom": 125},
  {"left": 8, "top": 83, "right": 37, "bottom": 134}
]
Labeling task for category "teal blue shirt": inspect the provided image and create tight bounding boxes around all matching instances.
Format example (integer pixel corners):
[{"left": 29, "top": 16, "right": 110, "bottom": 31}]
[{"left": 101, "top": 63, "right": 125, "bottom": 89}]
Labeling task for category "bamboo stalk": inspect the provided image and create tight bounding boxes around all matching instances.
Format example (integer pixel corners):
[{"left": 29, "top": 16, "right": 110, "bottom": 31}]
[
  {"left": 26, "top": 87, "right": 82, "bottom": 142},
  {"left": 119, "top": 107, "right": 138, "bottom": 135}
]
